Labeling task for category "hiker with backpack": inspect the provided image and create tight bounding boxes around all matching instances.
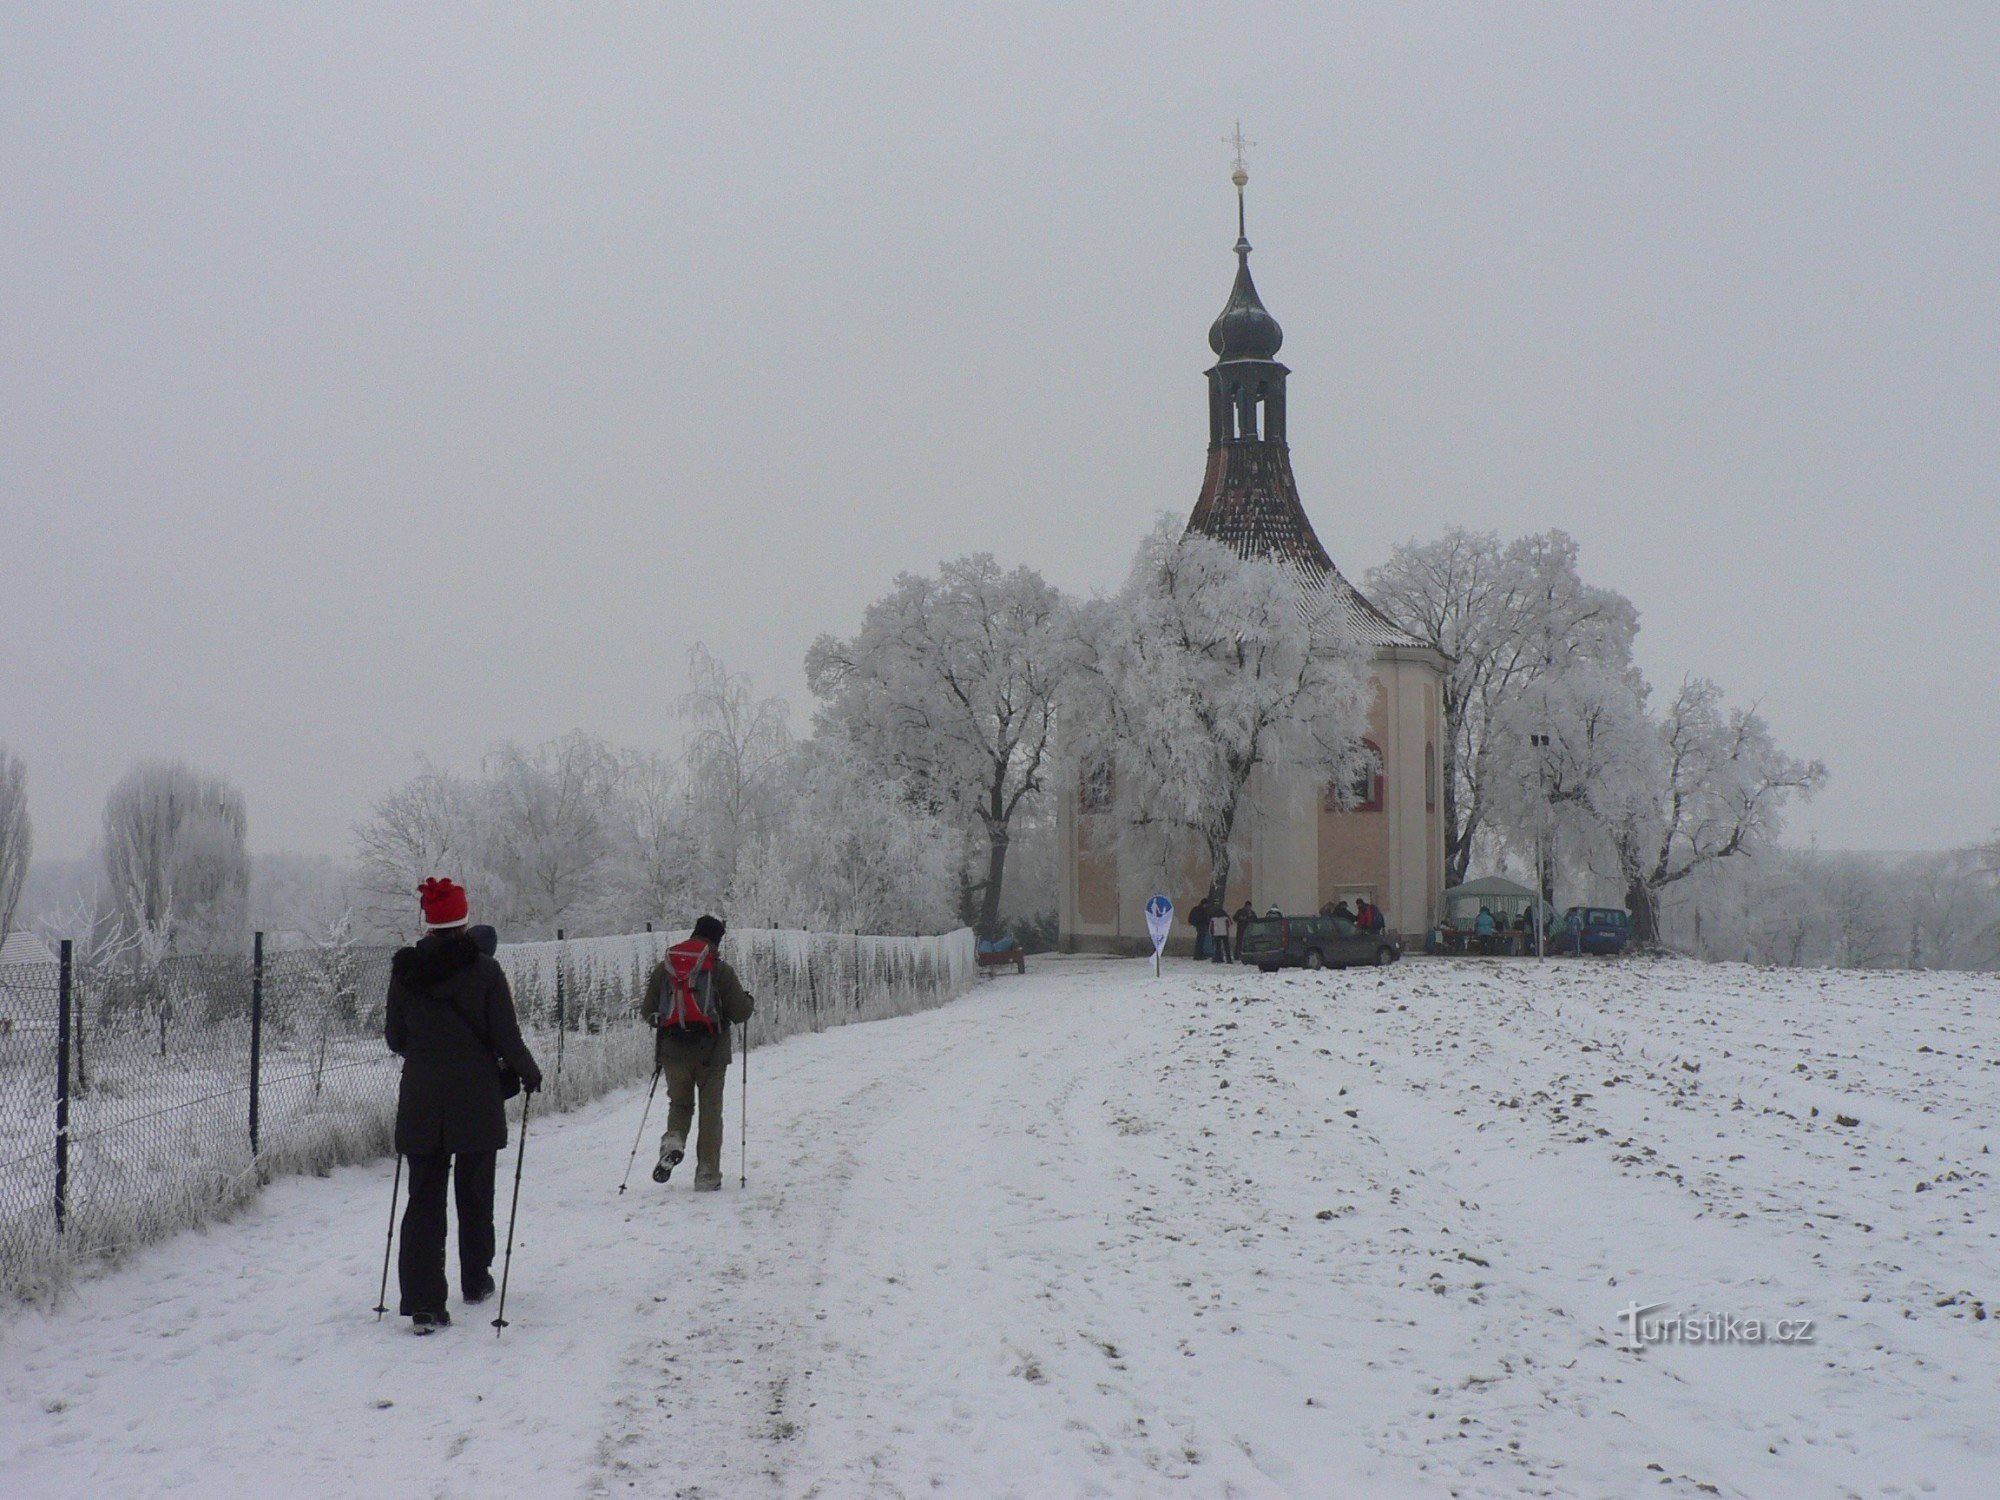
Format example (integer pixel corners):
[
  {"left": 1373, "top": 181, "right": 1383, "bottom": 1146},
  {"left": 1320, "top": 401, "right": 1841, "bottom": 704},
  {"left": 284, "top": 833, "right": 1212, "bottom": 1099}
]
[
  {"left": 640, "top": 915, "right": 756, "bottom": 1191},
  {"left": 384, "top": 879, "right": 543, "bottom": 1333}
]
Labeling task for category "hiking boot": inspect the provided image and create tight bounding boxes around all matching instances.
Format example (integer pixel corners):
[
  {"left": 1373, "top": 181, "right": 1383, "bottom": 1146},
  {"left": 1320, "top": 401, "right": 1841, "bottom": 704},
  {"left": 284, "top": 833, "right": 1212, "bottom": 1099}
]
[
  {"left": 411, "top": 1309, "right": 451, "bottom": 1334},
  {"left": 652, "top": 1144, "right": 684, "bottom": 1184},
  {"left": 463, "top": 1273, "right": 495, "bottom": 1305},
  {"left": 693, "top": 1171, "right": 723, "bottom": 1192}
]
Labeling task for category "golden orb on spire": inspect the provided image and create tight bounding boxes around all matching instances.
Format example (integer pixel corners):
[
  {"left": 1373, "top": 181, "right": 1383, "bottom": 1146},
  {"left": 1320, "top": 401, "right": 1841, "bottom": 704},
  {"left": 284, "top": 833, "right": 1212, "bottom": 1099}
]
[{"left": 1225, "top": 121, "right": 1255, "bottom": 188}]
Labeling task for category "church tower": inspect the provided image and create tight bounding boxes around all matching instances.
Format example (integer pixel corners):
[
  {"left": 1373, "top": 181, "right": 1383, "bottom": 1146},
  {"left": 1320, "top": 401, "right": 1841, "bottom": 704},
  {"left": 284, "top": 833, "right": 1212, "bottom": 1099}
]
[
  {"left": 1186, "top": 163, "right": 1417, "bottom": 643},
  {"left": 1187, "top": 165, "right": 1323, "bottom": 567},
  {"left": 1058, "top": 155, "right": 1447, "bottom": 954}
]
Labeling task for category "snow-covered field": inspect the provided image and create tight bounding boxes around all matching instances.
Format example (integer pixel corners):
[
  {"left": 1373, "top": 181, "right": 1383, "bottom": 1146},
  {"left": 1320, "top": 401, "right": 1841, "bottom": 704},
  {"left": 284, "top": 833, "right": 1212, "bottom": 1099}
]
[{"left": 1, "top": 955, "right": 1993, "bottom": 1498}]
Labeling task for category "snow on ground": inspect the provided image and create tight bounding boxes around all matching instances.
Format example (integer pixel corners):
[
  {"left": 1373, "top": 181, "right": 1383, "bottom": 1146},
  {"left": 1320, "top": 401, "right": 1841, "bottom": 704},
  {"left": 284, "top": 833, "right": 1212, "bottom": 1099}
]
[{"left": 1, "top": 955, "right": 1994, "bottom": 1498}]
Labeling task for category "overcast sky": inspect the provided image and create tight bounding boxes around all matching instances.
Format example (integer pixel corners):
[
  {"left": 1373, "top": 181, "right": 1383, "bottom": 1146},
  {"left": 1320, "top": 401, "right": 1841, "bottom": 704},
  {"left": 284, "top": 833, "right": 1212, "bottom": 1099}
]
[{"left": 4, "top": 4, "right": 1996, "bottom": 859}]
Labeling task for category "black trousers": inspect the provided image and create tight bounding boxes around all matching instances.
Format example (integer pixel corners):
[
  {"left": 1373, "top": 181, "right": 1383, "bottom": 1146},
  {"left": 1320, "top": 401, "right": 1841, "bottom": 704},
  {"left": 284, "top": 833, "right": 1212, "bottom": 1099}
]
[{"left": 398, "top": 1150, "right": 496, "bottom": 1316}]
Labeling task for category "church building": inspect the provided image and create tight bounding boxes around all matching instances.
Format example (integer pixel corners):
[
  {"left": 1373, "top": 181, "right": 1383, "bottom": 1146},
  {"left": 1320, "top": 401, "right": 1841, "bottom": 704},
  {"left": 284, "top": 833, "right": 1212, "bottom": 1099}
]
[{"left": 1059, "top": 170, "right": 1447, "bottom": 952}]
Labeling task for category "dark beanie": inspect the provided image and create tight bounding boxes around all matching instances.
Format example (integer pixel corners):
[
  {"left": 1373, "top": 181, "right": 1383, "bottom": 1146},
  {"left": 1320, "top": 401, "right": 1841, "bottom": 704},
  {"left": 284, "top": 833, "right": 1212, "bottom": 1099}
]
[
  {"left": 468, "top": 924, "right": 498, "bottom": 957},
  {"left": 692, "top": 914, "right": 727, "bottom": 944}
]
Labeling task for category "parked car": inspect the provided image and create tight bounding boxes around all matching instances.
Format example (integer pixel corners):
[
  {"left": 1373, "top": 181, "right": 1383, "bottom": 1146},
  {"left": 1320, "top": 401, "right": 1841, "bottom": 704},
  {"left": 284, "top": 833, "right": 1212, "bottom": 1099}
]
[
  {"left": 1552, "top": 907, "right": 1633, "bottom": 956},
  {"left": 1238, "top": 913, "right": 1401, "bottom": 971}
]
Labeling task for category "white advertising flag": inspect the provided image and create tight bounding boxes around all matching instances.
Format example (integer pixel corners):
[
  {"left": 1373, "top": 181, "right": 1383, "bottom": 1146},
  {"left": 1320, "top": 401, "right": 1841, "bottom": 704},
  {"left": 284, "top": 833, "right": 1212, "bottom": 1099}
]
[{"left": 1144, "top": 894, "right": 1174, "bottom": 975}]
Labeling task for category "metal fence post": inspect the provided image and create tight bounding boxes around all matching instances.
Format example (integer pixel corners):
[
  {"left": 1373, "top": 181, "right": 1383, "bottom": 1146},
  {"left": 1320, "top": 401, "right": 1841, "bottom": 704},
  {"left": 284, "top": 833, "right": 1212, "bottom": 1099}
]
[
  {"left": 55, "top": 939, "right": 71, "bottom": 1235},
  {"left": 553, "top": 928, "right": 567, "bottom": 1103},
  {"left": 249, "top": 931, "right": 265, "bottom": 1157}
]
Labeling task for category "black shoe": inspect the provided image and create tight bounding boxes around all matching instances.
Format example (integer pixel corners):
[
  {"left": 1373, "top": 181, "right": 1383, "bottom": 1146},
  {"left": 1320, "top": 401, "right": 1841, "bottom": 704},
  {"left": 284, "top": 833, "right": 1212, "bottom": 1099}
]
[
  {"left": 464, "top": 1273, "right": 495, "bottom": 1305},
  {"left": 411, "top": 1309, "right": 451, "bottom": 1335},
  {"left": 652, "top": 1146, "right": 684, "bottom": 1184}
]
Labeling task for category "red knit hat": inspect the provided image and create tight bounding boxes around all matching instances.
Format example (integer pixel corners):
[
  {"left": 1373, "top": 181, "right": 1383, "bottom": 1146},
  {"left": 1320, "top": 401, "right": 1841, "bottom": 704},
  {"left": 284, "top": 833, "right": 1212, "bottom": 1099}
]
[{"left": 418, "top": 877, "right": 470, "bottom": 930}]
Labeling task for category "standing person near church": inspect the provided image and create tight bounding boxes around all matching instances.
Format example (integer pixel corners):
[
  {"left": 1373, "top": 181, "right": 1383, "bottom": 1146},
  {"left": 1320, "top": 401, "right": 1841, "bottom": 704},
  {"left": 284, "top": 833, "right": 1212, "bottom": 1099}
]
[
  {"left": 1232, "top": 900, "right": 1256, "bottom": 962},
  {"left": 385, "top": 878, "right": 543, "bottom": 1334},
  {"left": 1188, "top": 896, "right": 1211, "bottom": 959},
  {"left": 642, "top": 915, "right": 756, "bottom": 1191},
  {"left": 1208, "top": 905, "right": 1233, "bottom": 965}
]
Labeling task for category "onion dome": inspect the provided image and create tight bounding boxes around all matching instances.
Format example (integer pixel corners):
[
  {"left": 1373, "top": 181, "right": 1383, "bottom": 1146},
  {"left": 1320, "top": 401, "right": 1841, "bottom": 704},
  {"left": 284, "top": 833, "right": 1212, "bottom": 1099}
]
[{"left": 1207, "top": 179, "right": 1283, "bottom": 360}]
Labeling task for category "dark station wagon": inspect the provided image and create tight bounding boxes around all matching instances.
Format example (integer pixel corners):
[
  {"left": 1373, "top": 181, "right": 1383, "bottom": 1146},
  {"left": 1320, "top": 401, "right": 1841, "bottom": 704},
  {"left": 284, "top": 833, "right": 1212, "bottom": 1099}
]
[{"left": 1237, "top": 914, "right": 1402, "bottom": 972}]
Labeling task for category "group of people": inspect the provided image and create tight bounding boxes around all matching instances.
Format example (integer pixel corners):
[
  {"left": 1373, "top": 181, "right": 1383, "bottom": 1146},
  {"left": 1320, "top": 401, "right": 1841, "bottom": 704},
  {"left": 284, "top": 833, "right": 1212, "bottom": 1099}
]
[
  {"left": 1184, "top": 892, "right": 1386, "bottom": 963},
  {"left": 1320, "top": 896, "right": 1387, "bottom": 933},
  {"left": 382, "top": 877, "right": 753, "bottom": 1333},
  {"left": 1185, "top": 896, "right": 1257, "bottom": 962},
  {"left": 1434, "top": 903, "right": 1543, "bottom": 955}
]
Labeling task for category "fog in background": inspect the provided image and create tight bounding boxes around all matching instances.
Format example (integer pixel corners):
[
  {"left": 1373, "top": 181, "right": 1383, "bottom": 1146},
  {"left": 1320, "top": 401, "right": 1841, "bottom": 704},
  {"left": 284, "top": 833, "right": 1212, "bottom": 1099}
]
[{"left": 5, "top": 4, "right": 1995, "bottom": 858}]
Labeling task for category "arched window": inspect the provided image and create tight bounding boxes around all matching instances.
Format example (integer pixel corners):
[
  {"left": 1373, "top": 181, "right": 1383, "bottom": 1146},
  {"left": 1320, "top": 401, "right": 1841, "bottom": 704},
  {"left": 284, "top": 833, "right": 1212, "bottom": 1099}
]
[
  {"left": 1426, "top": 742, "right": 1437, "bottom": 812},
  {"left": 1325, "top": 740, "right": 1384, "bottom": 813}
]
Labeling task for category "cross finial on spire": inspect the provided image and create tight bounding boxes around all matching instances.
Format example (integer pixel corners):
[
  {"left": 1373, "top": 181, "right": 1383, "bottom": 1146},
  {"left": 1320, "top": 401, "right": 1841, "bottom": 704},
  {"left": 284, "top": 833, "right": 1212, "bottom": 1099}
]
[
  {"left": 1226, "top": 121, "right": 1255, "bottom": 181},
  {"left": 1225, "top": 121, "right": 1254, "bottom": 242}
]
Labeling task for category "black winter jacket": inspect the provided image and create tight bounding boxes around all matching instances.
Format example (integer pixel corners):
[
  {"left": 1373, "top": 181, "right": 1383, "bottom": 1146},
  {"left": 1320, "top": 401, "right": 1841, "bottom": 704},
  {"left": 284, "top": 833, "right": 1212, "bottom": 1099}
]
[{"left": 385, "top": 931, "right": 543, "bottom": 1155}]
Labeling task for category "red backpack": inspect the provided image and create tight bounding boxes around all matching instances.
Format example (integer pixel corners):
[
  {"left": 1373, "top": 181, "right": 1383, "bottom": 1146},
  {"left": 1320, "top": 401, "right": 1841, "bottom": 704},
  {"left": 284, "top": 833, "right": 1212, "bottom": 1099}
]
[{"left": 658, "top": 939, "right": 721, "bottom": 1037}]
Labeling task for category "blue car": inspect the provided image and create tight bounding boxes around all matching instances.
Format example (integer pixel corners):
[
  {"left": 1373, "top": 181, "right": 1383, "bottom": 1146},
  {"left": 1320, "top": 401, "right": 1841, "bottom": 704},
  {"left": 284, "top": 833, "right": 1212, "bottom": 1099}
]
[{"left": 1553, "top": 907, "right": 1633, "bottom": 956}]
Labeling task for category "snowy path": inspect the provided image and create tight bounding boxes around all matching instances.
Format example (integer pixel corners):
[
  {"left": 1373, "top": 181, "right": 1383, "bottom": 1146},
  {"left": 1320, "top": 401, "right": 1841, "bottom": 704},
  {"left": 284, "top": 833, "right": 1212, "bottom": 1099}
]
[{"left": 1, "top": 956, "right": 1995, "bottom": 1498}]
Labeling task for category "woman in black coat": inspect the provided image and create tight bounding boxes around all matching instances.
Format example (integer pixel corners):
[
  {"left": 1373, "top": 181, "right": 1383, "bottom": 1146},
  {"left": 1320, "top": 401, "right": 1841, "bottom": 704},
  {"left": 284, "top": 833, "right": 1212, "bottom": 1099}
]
[{"left": 384, "top": 882, "right": 542, "bottom": 1331}]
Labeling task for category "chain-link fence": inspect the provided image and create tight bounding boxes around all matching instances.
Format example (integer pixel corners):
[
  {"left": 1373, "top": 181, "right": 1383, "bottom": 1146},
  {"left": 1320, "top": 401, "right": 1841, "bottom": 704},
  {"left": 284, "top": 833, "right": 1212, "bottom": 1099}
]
[
  {"left": 0, "top": 939, "right": 402, "bottom": 1302},
  {"left": 0, "top": 924, "right": 975, "bottom": 1301},
  {"left": 0, "top": 955, "right": 64, "bottom": 1299}
]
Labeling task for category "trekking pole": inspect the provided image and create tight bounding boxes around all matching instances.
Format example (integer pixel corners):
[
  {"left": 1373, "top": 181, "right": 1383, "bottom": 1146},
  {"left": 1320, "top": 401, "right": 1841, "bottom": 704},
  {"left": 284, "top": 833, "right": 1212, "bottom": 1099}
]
[
  {"left": 492, "top": 1094, "right": 533, "bottom": 1336},
  {"left": 739, "top": 1017, "right": 749, "bottom": 1189},
  {"left": 617, "top": 1066, "right": 662, "bottom": 1195},
  {"left": 373, "top": 1153, "right": 402, "bottom": 1320}
]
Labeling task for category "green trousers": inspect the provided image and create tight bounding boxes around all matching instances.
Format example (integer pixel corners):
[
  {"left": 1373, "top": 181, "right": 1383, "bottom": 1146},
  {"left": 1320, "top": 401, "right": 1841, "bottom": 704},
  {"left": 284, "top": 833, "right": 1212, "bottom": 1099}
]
[{"left": 662, "top": 1057, "right": 728, "bottom": 1184}]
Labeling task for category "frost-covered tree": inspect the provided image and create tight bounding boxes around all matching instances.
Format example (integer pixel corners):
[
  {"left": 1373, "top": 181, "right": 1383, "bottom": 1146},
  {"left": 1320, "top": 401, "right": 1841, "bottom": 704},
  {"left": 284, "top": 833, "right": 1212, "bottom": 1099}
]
[
  {"left": 680, "top": 645, "right": 791, "bottom": 906},
  {"left": 482, "top": 730, "right": 621, "bottom": 934},
  {"left": 101, "top": 759, "right": 251, "bottom": 954},
  {"left": 1818, "top": 855, "right": 1895, "bottom": 969},
  {"left": 1483, "top": 662, "right": 1654, "bottom": 906},
  {"left": 353, "top": 760, "right": 480, "bottom": 936},
  {"left": 1657, "top": 848, "right": 1822, "bottom": 965},
  {"left": 0, "top": 747, "right": 29, "bottom": 945},
  {"left": 1893, "top": 854, "right": 1977, "bottom": 969},
  {"left": 606, "top": 749, "right": 700, "bottom": 930},
  {"left": 358, "top": 734, "right": 626, "bottom": 936},
  {"left": 1367, "top": 529, "right": 1640, "bottom": 885},
  {"left": 1666, "top": 844, "right": 1999, "bottom": 972},
  {"left": 730, "top": 742, "right": 962, "bottom": 934},
  {"left": 1604, "top": 679, "right": 1825, "bottom": 946},
  {"left": 994, "top": 796, "right": 1060, "bottom": 944},
  {"left": 1977, "top": 833, "right": 2000, "bottom": 967},
  {"left": 1067, "top": 522, "right": 1372, "bottom": 909},
  {"left": 1892, "top": 845, "right": 2000, "bottom": 971},
  {"left": 807, "top": 555, "right": 1067, "bottom": 935},
  {"left": 348, "top": 647, "right": 975, "bottom": 940}
]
